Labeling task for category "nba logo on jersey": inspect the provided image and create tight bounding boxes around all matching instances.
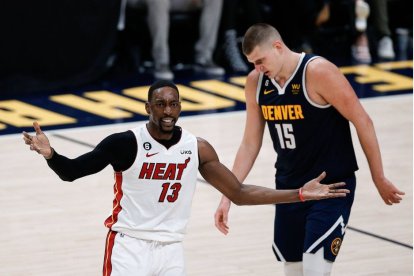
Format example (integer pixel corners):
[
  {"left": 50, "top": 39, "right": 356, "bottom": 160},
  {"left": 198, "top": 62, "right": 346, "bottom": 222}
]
[{"left": 265, "top": 80, "right": 269, "bottom": 87}]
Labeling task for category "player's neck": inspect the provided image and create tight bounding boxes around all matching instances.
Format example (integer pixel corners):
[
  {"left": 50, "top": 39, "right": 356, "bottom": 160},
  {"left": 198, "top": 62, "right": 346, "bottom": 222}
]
[
  {"left": 275, "top": 51, "right": 301, "bottom": 86},
  {"left": 146, "top": 123, "right": 174, "bottom": 141}
]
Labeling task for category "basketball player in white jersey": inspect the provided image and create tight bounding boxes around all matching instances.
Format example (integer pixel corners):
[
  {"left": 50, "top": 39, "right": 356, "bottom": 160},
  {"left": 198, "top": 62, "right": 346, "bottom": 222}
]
[{"left": 23, "top": 80, "right": 349, "bottom": 276}]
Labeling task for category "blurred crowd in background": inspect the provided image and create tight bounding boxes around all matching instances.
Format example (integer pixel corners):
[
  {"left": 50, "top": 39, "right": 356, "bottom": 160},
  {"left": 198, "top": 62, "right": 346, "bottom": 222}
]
[{"left": 1, "top": 0, "right": 412, "bottom": 96}]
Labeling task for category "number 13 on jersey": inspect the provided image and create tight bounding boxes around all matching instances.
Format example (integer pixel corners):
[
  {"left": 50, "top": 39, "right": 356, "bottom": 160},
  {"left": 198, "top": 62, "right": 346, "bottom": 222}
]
[
  {"left": 159, "top": 182, "right": 182, "bottom": 202},
  {"left": 274, "top": 123, "right": 296, "bottom": 149}
]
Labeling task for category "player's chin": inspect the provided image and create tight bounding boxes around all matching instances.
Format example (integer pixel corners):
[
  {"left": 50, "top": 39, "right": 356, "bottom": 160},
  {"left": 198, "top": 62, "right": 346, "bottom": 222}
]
[
  {"left": 160, "top": 125, "right": 175, "bottom": 134},
  {"left": 265, "top": 71, "right": 274, "bottom": 78}
]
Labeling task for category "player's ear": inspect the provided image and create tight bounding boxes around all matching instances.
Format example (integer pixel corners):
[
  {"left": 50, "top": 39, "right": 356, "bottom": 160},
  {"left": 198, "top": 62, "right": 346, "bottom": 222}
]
[
  {"left": 145, "top": 102, "right": 151, "bottom": 115},
  {"left": 272, "top": 40, "right": 282, "bottom": 49}
]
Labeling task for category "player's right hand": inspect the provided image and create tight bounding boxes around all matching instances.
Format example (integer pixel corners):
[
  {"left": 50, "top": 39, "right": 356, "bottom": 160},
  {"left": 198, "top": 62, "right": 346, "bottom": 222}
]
[
  {"left": 214, "top": 197, "right": 231, "bottom": 235},
  {"left": 22, "top": 121, "right": 53, "bottom": 159}
]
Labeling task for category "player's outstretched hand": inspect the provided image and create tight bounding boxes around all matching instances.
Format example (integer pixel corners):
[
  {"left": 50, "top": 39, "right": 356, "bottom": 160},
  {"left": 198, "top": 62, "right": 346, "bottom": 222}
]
[
  {"left": 301, "top": 172, "right": 349, "bottom": 201},
  {"left": 22, "top": 121, "right": 53, "bottom": 159}
]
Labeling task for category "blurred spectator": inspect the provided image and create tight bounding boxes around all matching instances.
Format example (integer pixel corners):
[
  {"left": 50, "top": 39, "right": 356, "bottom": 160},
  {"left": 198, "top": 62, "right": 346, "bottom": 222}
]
[
  {"left": 352, "top": 0, "right": 372, "bottom": 63},
  {"left": 395, "top": 28, "right": 412, "bottom": 60},
  {"left": 352, "top": 0, "right": 398, "bottom": 63},
  {"left": 128, "top": 0, "right": 224, "bottom": 80},
  {"left": 0, "top": 0, "right": 122, "bottom": 96},
  {"left": 388, "top": 0, "right": 413, "bottom": 60},
  {"left": 261, "top": 0, "right": 330, "bottom": 53},
  {"left": 218, "top": 0, "right": 263, "bottom": 73},
  {"left": 369, "top": 0, "right": 395, "bottom": 60}
]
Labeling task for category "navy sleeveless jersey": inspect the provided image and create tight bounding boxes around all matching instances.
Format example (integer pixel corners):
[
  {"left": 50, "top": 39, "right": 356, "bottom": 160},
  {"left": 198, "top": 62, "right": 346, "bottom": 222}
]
[{"left": 257, "top": 53, "right": 358, "bottom": 189}]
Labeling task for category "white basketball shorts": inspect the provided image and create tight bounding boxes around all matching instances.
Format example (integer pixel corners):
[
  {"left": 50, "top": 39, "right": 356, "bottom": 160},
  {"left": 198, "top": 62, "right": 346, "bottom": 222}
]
[{"left": 103, "top": 230, "right": 185, "bottom": 276}]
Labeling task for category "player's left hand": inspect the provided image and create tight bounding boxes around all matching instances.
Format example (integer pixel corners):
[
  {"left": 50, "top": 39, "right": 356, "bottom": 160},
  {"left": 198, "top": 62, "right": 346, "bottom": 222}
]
[
  {"left": 374, "top": 177, "right": 405, "bottom": 205},
  {"left": 214, "top": 198, "right": 230, "bottom": 235},
  {"left": 301, "top": 172, "right": 350, "bottom": 201}
]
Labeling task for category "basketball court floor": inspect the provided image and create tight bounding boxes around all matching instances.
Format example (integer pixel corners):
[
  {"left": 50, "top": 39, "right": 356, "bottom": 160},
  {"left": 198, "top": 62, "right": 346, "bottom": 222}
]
[{"left": 0, "top": 60, "right": 412, "bottom": 275}]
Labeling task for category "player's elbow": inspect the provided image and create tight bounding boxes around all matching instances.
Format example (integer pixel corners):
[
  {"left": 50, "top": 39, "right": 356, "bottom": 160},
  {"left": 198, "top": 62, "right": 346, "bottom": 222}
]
[
  {"left": 227, "top": 190, "right": 247, "bottom": 206},
  {"left": 229, "top": 196, "right": 244, "bottom": 206}
]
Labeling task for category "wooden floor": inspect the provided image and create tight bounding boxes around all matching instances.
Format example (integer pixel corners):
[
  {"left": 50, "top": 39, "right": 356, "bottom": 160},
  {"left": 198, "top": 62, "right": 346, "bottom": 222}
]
[{"left": 0, "top": 94, "right": 412, "bottom": 275}]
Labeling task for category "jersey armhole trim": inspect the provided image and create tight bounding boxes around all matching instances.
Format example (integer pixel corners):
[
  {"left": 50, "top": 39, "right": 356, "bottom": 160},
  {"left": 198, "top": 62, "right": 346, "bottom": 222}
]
[
  {"left": 302, "top": 56, "right": 331, "bottom": 109},
  {"left": 256, "top": 72, "right": 264, "bottom": 104}
]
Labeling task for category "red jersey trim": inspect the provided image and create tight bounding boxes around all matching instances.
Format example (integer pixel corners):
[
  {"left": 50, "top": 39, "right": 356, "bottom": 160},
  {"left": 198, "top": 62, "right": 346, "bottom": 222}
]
[
  {"left": 102, "top": 230, "right": 116, "bottom": 276},
  {"left": 104, "top": 172, "right": 123, "bottom": 228}
]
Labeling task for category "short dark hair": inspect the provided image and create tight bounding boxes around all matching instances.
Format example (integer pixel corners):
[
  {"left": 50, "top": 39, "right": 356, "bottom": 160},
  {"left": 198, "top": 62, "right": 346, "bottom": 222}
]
[
  {"left": 242, "top": 23, "right": 282, "bottom": 55},
  {"left": 148, "top": 80, "right": 179, "bottom": 101}
]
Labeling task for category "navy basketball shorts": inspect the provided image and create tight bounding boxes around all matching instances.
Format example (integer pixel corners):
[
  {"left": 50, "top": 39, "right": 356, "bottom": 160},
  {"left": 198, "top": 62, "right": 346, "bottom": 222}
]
[{"left": 272, "top": 174, "right": 356, "bottom": 262}]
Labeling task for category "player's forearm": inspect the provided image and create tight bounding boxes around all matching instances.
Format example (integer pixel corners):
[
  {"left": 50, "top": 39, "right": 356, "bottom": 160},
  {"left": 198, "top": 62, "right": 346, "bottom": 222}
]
[
  {"left": 46, "top": 150, "right": 85, "bottom": 181},
  {"left": 355, "top": 116, "right": 385, "bottom": 183},
  {"left": 232, "top": 147, "right": 258, "bottom": 182},
  {"left": 232, "top": 108, "right": 264, "bottom": 181},
  {"left": 222, "top": 142, "right": 261, "bottom": 203},
  {"left": 47, "top": 149, "right": 108, "bottom": 182},
  {"left": 230, "top": 184, "right": 300, "bottom": 205}
]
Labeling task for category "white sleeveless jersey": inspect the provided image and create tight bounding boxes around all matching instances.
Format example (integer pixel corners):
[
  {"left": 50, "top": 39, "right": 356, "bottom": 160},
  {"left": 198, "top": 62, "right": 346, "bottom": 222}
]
[{"left": 104, "top": 124, "right": 199, "bottom": 242}]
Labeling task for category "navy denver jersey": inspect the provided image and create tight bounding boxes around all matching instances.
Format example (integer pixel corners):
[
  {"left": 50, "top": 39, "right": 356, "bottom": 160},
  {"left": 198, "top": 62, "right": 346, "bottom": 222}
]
[{"left": 257, "top": 53, "right": 358, "bottom": 189}]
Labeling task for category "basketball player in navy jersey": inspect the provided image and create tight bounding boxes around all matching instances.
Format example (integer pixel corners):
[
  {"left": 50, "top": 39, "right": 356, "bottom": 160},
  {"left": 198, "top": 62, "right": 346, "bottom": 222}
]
[
  {"left": 214, "top": 23, "right": 405, "bottom": 276},
  {"left": 23, "top": 80, "right": 349, "bottom": 276}
]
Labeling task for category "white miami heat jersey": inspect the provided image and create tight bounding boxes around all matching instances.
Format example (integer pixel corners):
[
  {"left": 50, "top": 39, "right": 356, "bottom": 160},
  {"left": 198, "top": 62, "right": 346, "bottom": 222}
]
[{"left": 104, "top": 124, "right": 199, "bottom": 242}]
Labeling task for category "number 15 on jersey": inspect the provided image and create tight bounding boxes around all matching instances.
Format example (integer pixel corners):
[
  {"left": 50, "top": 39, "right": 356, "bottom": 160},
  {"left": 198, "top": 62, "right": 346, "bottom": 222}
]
[{"left": 274, "top": 123, "right": 296, "bottom": 149}]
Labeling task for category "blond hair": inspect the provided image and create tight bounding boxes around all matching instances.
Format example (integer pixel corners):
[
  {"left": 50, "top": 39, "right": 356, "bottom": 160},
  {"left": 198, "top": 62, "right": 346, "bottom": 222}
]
[{"left": 242, "top": 23, "right": 282, "bottom": 55}]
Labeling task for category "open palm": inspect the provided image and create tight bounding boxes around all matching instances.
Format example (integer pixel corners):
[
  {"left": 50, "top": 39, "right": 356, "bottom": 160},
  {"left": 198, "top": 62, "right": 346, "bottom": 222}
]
[{"left": 301, "top": 172, "right": 349, "bottom": 201}]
